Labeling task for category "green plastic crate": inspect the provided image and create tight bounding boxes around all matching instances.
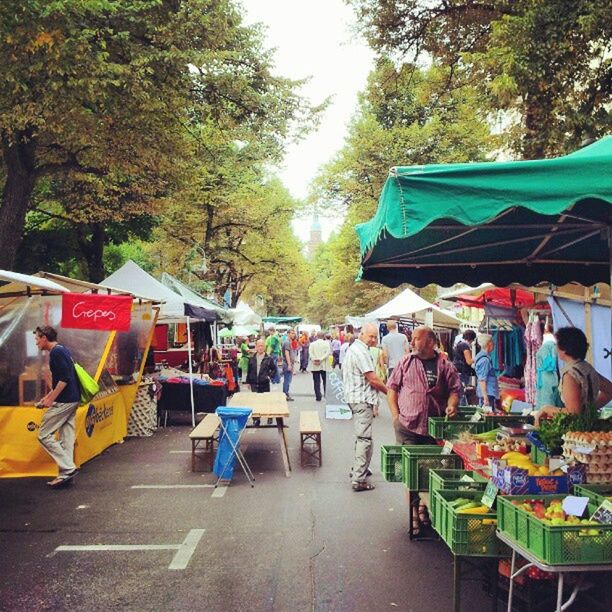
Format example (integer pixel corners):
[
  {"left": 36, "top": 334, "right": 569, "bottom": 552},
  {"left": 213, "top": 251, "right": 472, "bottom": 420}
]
[
  {"left": 433, "top": 489, "right": 510, "bottom": 557},
  {"left": 573, "top": 484, "right": 612, "bottom": 506},
  {"left": 381, "top": 445, "right": 404, "bottom": 482},
  {"left": 428, "top": 417, "right": 490, "bottom": 440},
  {"left": 429, "top": 470, "right": 488, "bottom": 529},
  {"left": 457, "top": 405, "right": 480, "bottom": 416},
  {"left": 401, "top": 445, "right": 463, "bottom": 491},
  {"left": 497, "top": 495, "right": 612, "bottom": 565},
  {"left": 484, "top": 414, "right": 532, "bottom": 427}
]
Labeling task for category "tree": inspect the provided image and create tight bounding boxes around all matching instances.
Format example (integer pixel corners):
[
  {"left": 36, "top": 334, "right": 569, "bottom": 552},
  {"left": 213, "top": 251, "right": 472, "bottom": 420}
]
[
  {"left": 349, "top": 0, "right": 612, "bottom": 158},
  {"left": 0, "top": 0, "right": 319, "bottom": 273},
  {"left": 305, "top": 60, "right": 492, "bottom": 317}
]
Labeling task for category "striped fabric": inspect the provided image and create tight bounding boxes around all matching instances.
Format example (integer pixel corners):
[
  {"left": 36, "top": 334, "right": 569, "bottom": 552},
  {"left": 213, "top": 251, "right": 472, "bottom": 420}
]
[
  {"left": 387, "top": 353, "right": 461, "bottom": 435},
  {"left": 342, "top": 339, "right": 377, "bottom": 404}
]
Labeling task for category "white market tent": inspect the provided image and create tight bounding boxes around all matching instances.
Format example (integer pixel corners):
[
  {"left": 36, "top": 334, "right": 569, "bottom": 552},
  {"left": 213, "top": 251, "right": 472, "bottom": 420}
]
[
  {"left": 102, "top": 260, "right": 218, "bottom": 426},
  {"left": 231, "top": 300, "right": 262, "bottom": 328},
  {"left": 0, "top": 270, "right": 70, "bottom": 296},
  {"left": 160, "top": 272, "right": 232, "bottom": 324},
  {"left": 350, "top": 287, "right": 461, "bottom": 329}
]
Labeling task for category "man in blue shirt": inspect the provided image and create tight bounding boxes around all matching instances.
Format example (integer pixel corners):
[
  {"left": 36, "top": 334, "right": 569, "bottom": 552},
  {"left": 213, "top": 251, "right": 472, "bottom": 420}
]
[
  {"left": 475, "top": 333, "right": 500, "bottom": 411},
  {"left": 34, "top": 326, "right": 81, "bottom": 488}
]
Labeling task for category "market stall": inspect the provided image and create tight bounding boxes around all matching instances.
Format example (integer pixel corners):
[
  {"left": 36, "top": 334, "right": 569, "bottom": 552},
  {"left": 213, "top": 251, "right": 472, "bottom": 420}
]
[
  {"left": 348, "top": 286, "right": 461, "bottom": 353},
  {"left": 0, "top": 270, "right": 157, "bottom": 478},
  {"left": 102, "top": 260, "right": 222, "bottom": 426},
  {"left": 362, "top": 138, "right": 611, "bottom": 609},
  {"left": 357, "top": 136, "right": 612, "bottom": 288}
]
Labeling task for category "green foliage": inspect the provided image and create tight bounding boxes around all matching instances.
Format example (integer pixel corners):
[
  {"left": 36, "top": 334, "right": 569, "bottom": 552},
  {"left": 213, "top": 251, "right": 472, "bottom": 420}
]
[
  {"left": 304, "top": 61, "right": 492, "bottom": 318},
  {"left": 349, "top": 0, "right": 612, "bottom": 158},
  {"left": 0, "top": 0, "right": 319, "bottom": 281}
]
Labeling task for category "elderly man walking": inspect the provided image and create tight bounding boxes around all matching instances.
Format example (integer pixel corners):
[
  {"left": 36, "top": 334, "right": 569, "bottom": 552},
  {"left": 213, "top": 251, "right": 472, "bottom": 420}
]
[
  {"left": 387, "top": 326, "right": 460, "bottom": 533},
  {"left": 343, "top": 323, "right": 387, "bottom": 492},
  {"left": 309, "top": 331, "right": 331, "bottom": 401}
]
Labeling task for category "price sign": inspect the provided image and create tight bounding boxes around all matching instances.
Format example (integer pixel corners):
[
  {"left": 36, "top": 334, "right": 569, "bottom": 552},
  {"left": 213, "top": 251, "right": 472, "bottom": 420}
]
[
  {"left": 591, "top": 499, "right": 612, "bottom": 525},
  {"left": 441, "top": 440, "right": 454, "bottom": 455},
  {"left": 481, "top": 481, "right": 498, "bottom": 509}
]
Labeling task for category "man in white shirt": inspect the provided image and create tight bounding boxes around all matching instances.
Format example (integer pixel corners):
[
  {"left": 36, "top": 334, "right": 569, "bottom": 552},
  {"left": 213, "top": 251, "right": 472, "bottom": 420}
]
[
  {"left": 308, "top": 331, "right": 331, "bottom": 401},
  {"left": 381, "top": 320, "right": 409, "bottom": 377},
  {"left": 343, "top": 323, "right": 387, "bottom": 491}
]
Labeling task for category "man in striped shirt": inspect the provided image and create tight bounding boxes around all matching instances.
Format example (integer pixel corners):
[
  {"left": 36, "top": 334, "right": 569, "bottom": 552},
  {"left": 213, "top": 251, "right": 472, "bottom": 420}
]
[{"left": 343, "top": 323, "right": 388, "bottom": 492}]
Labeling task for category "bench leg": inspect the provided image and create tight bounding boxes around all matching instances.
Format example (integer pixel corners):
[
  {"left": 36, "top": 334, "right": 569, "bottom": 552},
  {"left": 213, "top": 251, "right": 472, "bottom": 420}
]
[{"left": 300, "top": 432, "right": 322, "bottom": 467}]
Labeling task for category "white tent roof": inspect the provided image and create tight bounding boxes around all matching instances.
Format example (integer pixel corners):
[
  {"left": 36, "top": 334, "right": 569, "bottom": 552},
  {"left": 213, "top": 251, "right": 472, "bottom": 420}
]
[
  {"left": 160, "top": 272, "right": 231, "bottom": 323},
  {"left": 102, "top": 260, "right": 216, "bottom": 322},
  {"left": 0, "top": 270, "right": 69, "bottom": 296},
  {"left": 231, "top": 300, "right": 262, "bottom": 327},
  {"left": 361, "top": 288, "right": 461, "bottom": 328}
]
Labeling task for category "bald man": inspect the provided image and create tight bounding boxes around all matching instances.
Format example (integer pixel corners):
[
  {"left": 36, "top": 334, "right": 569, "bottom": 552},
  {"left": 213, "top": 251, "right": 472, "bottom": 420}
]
[
  {"left": 343, "top": 323, "right": 387, "bottom": 492},
  {"left": 387, "top": 326, "right": 460, "bottom": 532}
]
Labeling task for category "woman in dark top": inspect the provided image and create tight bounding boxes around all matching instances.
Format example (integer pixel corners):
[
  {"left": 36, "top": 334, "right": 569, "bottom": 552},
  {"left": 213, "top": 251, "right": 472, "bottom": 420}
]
[{"left": 452, "top": 329, "right": 477, "bottom": 405}]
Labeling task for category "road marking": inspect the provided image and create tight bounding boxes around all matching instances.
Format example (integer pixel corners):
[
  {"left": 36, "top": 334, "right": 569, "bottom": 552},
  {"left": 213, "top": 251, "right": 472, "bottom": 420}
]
[
  {"left": 131, "top": 485, "right": 215, "bottom": 489},
  {"left": 211, "top": 486, "right": 227, "bottom": 498},
  {"left": 55, "top": 529, "right": 205, "bottom": 570},
  {"left": 169, "top": 450, "right": 191, "bottom": 454},
  {"left": 168, "top": 529, "right": 205, "bottom": 570}
]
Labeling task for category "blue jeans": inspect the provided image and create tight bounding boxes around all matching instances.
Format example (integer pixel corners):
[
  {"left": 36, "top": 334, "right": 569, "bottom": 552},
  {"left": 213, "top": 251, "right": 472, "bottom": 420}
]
[
  {"left": 282, "top": 370, "right": 292, "bottom": 395},
  {"left": 459, "top": 372, "right": 470, "bottom": 405},
  {"left": 271, "top": 358, "right": 281, "bottom": 384}
]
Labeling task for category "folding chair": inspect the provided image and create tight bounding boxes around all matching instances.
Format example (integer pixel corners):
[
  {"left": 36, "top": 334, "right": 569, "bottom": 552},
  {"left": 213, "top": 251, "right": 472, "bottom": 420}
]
[{"left": 213, "top": 406, "right": 255, "bottom": 487}]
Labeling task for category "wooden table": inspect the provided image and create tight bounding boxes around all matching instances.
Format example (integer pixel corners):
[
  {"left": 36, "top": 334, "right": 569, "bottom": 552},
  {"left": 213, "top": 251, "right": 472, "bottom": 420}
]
[{"left": 228, "top": 392, "right": 291, "bottom": 477}]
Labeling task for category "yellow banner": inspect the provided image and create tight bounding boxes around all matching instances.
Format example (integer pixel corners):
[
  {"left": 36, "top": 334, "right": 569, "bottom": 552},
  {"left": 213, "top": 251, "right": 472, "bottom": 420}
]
[{"left": 0, "top": 391, "right": 127, "bottom": 478}]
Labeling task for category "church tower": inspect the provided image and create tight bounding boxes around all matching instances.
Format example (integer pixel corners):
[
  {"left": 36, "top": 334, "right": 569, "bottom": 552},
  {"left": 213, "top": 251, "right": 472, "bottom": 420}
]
[{"left": 307, "top": 214, "right": 323, "bottom": 259}]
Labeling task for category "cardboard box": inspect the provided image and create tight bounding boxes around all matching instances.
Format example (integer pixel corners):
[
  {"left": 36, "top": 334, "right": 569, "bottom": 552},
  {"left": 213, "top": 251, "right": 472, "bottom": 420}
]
[{"left": 491, "top": 460, "right": 586, "bottom": 495}]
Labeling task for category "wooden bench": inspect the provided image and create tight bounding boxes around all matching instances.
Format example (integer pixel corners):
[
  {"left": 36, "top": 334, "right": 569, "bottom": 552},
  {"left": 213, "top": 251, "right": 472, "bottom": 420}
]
[
  {"left": 189, "top": 413, "right": 221, "bottom": 472},
  {"left": 299, "top": 410, "right": 322, "bottom": 467}
]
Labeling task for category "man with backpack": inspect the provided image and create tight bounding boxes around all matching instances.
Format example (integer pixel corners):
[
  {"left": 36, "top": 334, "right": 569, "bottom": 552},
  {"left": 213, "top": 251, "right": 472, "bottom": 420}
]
[{"left": 34, "top": 326, "right": 81, "bottom": 488}]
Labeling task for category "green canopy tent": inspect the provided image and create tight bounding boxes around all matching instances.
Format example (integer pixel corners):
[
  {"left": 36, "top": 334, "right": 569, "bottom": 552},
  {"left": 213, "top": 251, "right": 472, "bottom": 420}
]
[
  {"left": 357, "top": 137, "right": 612, "bottom": 288},
  {"left": 262, "top": 316, "right": 303, "bottom": 325}
]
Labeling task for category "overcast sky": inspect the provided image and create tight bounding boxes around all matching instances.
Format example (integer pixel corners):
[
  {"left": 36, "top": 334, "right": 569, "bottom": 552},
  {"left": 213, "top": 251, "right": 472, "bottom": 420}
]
[{"left": 240, "top": 0, "right": 374, "bottom": 240}]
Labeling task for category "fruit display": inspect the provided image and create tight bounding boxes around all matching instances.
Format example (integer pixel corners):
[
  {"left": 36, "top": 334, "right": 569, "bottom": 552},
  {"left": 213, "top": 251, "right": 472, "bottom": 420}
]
[
  {"left": 497, "top": 494, "right": 612, "bottom": 565},
  {"left": 499, "top": 452, "right": 555, "bottom": 476},
  {"left": 509, "top": 497, "right": 601, "bottom": 531},
  {"left": 562, "top": 431, "right": 612, "bottom": 484},
  {"left": 434, "top": 489, "right": 509, "bottom": 557},
  {"left": 491, "top": 457, "right": 586, "bottom": 494}
]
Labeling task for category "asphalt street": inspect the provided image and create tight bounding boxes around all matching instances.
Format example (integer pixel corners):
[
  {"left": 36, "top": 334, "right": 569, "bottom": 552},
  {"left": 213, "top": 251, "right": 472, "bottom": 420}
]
[{"left": 0, "top": 371, "right": 494, "bottom": 611}]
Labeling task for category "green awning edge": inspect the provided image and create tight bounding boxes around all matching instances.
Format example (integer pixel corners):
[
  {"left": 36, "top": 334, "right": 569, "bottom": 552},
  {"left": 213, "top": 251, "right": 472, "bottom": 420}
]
[{"left": 356, "top": 136, "right": 612, "bottom": 258}]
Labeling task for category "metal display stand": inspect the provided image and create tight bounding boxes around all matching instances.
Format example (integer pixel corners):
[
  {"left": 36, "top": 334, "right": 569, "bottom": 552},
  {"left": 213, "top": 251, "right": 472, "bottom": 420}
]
[{"left": 496, "top": 531, "right": 611, "bottom": 612}]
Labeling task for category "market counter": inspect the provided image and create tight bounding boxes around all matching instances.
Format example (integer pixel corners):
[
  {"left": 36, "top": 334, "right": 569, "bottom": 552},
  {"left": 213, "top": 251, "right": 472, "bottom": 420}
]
[
  {"left": 0, "top": 389, "right": 129, "bottom": 478},
  {"left": 157, "top": 381, "right": 227, "bottom": 424}
]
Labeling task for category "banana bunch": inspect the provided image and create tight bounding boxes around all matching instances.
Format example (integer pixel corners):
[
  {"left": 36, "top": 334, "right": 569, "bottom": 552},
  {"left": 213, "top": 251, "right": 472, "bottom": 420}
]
[{"left": 501, "top": 451, "right": 558, "bottom": 476}]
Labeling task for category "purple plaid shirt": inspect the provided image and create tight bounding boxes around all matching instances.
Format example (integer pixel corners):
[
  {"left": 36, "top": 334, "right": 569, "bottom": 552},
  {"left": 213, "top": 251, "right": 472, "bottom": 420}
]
[{"left": 388, "top": 352, "right": 461, "bottom": 435}]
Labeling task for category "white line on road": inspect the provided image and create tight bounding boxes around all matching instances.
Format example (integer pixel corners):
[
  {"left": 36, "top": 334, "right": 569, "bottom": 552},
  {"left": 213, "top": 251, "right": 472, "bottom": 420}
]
[
  {"left": 54, "top": 529, "right": 205, "bottom": 570},
  {"left": 169, "top": 450, "right": 191, "bottom": 454},
  {"left": 169, "top": 529, "right": 205, "bottom": 570},
  {"left": 131, "top": 484, "right": 215, "bottom": 489}
]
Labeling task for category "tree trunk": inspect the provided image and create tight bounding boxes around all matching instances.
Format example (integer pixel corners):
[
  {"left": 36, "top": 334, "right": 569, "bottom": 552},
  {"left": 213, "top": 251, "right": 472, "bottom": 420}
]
[
  {"left": 77, "top": 223, "right": 106, "bottom": 282},
  {"left": 0, "top": 135, "right": 37, "bottom": 270}
]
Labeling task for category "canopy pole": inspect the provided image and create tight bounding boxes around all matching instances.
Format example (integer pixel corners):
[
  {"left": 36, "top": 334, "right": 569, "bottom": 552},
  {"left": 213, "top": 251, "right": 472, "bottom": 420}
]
[
  {"left": 186, "top": 316, "right": 195, "bottom": 427},
  {"left": 608, "top": 226, "right": 611, "bottom": 290}
]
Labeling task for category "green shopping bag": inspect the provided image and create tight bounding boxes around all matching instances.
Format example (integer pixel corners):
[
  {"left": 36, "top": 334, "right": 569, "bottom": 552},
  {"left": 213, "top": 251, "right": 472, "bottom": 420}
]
[{"left": 74, "top": 362, "right": 100, "bottom": 404}]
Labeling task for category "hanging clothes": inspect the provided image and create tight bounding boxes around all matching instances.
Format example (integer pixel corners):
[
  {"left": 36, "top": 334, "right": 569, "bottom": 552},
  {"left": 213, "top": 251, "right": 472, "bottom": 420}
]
[
  {"left": 524, "top": 319, "right": 542, "bottom": 404},
  {"left": 535, "top": 337, "right": 561, "bottom": 409}
]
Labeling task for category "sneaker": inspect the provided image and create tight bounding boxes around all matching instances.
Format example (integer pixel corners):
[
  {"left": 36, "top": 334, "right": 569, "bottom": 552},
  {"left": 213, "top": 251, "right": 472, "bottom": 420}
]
[
  {"left": 352, "top": 482, "right": 375, "bottom": 492},
  {"left": 285, "top": 395, "right": 295, "bottom": 402}
]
